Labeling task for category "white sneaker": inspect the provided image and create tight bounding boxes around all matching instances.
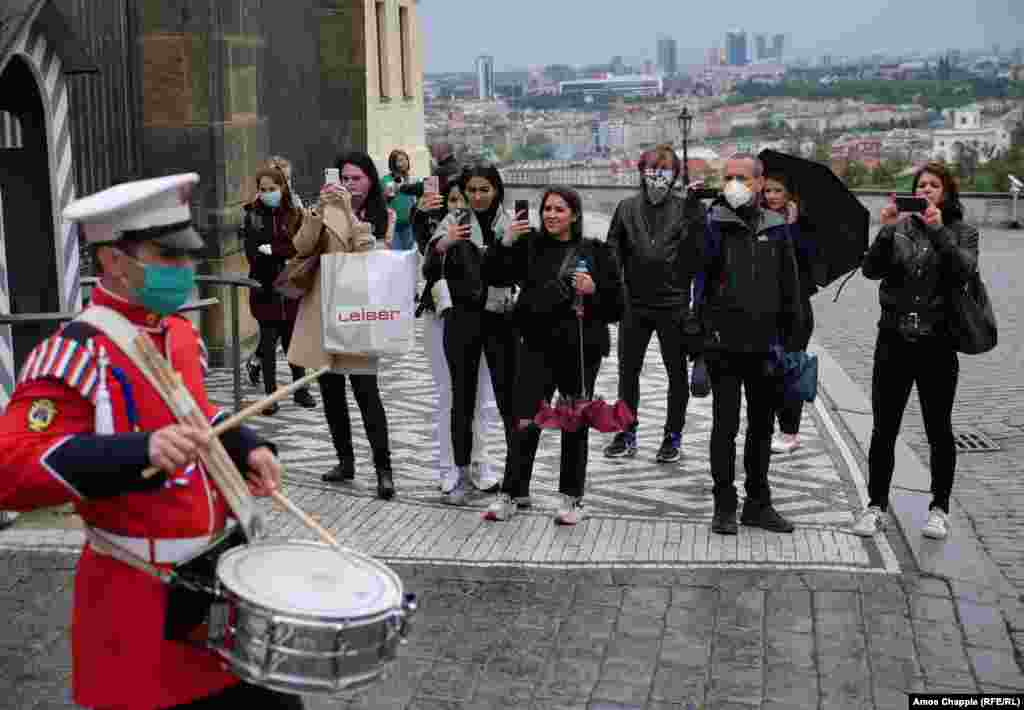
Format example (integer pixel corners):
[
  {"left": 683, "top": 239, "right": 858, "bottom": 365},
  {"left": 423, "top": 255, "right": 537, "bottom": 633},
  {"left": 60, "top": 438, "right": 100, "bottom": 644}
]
[
  {"left": 439, "top": 467, "right": 459, "bottom": 495},
  {"left": 482, "top": 493, "right": 516, "bottom": 522},
  {"left": 771, "top": 433, "right": 801, "bottom": 454},
  {"left": 441, "top": 468, "right": 468, "bottom": 506},
  {"left": 471, "top": 461, "right": 500, "bottom": 493},
  {"left": 922, "top": 509, "right": 950, "bottom": 540},
  {"left": 852, "top": 505, "right": 887, "bottom": 537},
  {"left": 554, "top": 495, "right": 585, "bottom": 526}
]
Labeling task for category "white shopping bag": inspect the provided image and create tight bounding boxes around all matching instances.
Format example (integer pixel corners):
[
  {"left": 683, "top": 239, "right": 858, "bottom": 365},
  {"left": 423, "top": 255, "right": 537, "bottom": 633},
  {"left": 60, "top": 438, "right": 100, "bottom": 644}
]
[{"left": 320, "top": 249, "right": 417, "bottom": 356}]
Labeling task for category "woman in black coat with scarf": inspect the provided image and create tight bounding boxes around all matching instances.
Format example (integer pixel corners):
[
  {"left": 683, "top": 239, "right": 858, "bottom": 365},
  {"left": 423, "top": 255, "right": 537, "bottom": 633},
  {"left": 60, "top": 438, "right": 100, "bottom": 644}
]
[
  {"left": 482, "top": 186, "right": 624, "bottom": 526},
  {"left": 242, "top": 166, "right": 316, "bottom": 414}
]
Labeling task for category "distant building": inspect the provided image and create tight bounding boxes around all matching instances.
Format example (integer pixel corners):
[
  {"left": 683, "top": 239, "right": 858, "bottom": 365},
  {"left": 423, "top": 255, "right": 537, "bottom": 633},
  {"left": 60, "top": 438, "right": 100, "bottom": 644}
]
[
  {"left": 821, "top": 55, "right": 833, "bottom": 68},
  {"left": 706, "top": 46, "right": 721, "bottom": 66},
  {"left": 726, "top": 29, "right": 747, "bottom": 66},
  {"left": 559, "top": 75, "right": 663, "bottom": 100},
  {"left": 475, "top": 55, "right": 495, "bottom": 100},
  {"left": 933, "top": 104, "right": 1016, "bottom": 164},
  {"left": 657, "top": 37, "right": 678, "bottom": 76},
  {"left": 755, "top": 34, "right": 768, "bottom": 62},
  {"left": 772, "top": 34, "right": 785, "bottom": 61}
]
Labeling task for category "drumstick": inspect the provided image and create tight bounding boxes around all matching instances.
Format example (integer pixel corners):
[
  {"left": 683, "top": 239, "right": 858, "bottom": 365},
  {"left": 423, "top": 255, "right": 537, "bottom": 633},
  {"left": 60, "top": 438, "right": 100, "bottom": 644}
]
[
  {"left": 141, "top": 366, "right": 330, "bottom": 479},
  {"left": 270, "top": 489, "right": 341, "bottom": 550}
]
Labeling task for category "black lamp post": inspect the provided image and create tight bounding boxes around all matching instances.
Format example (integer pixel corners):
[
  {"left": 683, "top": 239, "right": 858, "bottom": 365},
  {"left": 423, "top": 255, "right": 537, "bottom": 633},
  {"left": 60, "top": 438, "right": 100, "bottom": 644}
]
[{"left": 678, "top": 105, "right": 694, "bottom": 186}]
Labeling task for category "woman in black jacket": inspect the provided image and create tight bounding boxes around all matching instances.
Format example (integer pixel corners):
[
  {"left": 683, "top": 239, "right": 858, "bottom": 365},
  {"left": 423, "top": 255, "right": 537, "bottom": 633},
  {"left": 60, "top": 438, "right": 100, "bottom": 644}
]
[
  {"left": 241, "top": 166, "right": 316, "bottom": 414},
  {"left": 853, "top": 162, "right": 979, "bottom": 541},
  {"left": 482, "top": 186, "right": 624, "bottom": 526}
]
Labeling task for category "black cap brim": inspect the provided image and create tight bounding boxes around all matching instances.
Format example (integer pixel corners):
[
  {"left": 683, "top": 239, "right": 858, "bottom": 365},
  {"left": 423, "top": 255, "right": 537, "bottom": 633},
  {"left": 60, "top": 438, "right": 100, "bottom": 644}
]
[{"left": 151, "top": 225, "right": 204, "bottom": 252}]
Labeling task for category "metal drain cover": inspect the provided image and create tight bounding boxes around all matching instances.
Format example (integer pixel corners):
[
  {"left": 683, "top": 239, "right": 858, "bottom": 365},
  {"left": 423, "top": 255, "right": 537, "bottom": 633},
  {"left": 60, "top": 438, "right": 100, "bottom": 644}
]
[{"left": 954, "top": 428, "right": 1000, "bottom": 453}]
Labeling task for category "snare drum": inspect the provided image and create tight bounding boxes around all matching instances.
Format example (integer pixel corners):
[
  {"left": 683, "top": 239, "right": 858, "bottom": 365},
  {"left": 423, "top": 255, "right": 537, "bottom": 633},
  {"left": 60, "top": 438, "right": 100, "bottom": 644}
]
[{"left": 207, "top": 539, "right": 416, "bottom": 696}]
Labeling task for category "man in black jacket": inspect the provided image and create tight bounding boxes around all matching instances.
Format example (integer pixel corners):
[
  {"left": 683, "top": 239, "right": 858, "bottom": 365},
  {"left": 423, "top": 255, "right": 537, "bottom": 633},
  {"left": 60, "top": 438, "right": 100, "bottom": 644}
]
[
  {"left": 696, "top": 154, "right": 804, "bottom": 535},
  {"left": 604, "top": 144, "right": 706, "bottom": 463}
]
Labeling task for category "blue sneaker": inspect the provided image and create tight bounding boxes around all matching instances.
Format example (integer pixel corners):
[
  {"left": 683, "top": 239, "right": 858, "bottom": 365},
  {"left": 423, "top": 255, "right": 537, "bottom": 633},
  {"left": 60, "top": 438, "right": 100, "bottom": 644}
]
[{"left": 656, "top": 432, "right": 682, "bottom": 463}]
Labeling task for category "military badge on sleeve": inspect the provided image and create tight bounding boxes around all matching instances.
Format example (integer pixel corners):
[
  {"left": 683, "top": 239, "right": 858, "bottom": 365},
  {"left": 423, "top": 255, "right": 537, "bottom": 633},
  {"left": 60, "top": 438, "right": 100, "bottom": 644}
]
[{"left": 27, "top": 399, "right": 57, "bottom": 432}]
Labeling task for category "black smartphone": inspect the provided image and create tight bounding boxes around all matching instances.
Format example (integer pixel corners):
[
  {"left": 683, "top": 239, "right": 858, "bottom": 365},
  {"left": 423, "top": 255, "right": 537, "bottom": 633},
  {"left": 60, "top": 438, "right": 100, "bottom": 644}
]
[
  {"left": 894, "top": 196, "right": 929, "bottom": 213},
  {"left": 456, "top": 208, "right": 471, "bottom": 227},
  {"left": 514, "top": 199, "right": 529, "bottom": 220}
]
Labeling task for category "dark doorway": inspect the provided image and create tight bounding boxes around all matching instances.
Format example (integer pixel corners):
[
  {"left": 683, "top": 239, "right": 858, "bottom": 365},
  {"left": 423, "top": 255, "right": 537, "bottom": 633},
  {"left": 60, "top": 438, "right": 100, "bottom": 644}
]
[{"left": 0, "top": 57, "right": 60, "bottom": 371}]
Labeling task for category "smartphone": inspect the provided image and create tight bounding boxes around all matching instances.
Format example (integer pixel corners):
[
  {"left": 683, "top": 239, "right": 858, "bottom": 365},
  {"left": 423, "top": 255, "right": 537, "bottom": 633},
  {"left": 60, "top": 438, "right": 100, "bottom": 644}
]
[
  {"left": 424, "top": 176, "right": 440, "bottom": 194},
  {"left": 324, "top": 168, "right": 340, "bottom": 186},
  {"left": 456, "top": 208, "right": 472, "bottom": 227},
  {"left": 894, "top": 196, "right": 929, "bottom": 213},
  {"left": 514, "top": 199, "right": 529, "bottom": 221}
]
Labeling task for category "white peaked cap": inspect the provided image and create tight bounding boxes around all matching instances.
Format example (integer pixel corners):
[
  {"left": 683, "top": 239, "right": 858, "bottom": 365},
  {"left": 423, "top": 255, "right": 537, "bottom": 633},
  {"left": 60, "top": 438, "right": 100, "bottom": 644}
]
[{"left": 63, "top": 173, "right": 204, "bottom": 250}]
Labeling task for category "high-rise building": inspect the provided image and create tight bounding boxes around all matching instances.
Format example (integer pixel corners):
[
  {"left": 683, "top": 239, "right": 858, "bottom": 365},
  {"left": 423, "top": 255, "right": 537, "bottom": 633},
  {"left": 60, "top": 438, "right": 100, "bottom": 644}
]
[
  {"left": 821, "top": 54, "right": 833, "bottom": 68},
  {"left": 475, "top": 55, "right": 495, "bottom": 100},
  {"left": 725, "top": 30, "right": 748, "bottom": 66},
  {"left": 610, "top": 55, "right": 627, "bottom": 75},
  {"left": 657, "top": 36, "right": 678, "bottom": 76},
  {"left": 707, "top": 46, "right": 721, "bottom": 66},
  {"left": 772, "top": 34, "right": 785, "bottom": 61},
  {"left": 755, "top": 34, "right": 768, "bottom": 62},
  {"left": 1014, "top": 47, "right": 1024, "bottom": 65}
]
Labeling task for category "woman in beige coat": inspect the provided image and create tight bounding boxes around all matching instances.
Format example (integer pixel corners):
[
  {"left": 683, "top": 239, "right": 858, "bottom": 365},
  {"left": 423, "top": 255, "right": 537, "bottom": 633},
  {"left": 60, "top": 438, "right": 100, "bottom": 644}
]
[{"left": 288, "top": 159, "right": 395, "bottom": 499}]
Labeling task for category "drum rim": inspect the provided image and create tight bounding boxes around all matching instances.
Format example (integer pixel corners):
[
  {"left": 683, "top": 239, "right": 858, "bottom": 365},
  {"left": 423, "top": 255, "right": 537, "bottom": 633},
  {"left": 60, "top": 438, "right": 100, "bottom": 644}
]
[{"left": 216, "top": 538, "right": 404, "bottom": 620}]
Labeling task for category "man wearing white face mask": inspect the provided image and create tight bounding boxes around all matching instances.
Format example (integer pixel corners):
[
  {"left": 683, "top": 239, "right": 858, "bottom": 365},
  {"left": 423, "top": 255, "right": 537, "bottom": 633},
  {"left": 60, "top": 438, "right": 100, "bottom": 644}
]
[
  {"left": 694, "top": 154, "right": 805, "bottom": 536},
  {"left": 604, "top": 145, "right": 706, "bottom": 464}
]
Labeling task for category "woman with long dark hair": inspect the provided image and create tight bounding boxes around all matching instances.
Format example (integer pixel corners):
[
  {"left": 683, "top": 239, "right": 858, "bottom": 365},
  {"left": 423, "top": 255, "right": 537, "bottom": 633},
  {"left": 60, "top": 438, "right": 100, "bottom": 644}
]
[
  {"left": 382, "top": 148, "right": 419, "bottom": 251},
  {"left": 241, "top": 166, "right": 316, "bottom": 414},
  {"left": 288, "top": 152, "right": 395, "bottom": 499},
  {"left": 427, "top": 163, "right": 521, "bottom": 503},
  {"left": 853, "top": 162, "right": 979, "bottom": 540},
  {"left": 482, "top": 186, "right": 624, "bottom": 525}
]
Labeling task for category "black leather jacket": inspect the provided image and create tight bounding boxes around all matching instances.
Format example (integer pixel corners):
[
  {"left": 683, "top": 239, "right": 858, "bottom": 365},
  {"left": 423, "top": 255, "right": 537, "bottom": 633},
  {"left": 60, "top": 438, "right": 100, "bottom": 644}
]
[
  {"left": 606, "top": 192, "right": 705, "bottom": 311},
  {"left": 861, "top": 216, "right": 979, "bottom": 321}
]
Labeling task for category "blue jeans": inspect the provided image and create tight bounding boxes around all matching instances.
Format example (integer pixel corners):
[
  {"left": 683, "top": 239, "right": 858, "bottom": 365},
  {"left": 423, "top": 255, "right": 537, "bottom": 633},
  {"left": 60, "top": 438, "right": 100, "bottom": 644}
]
[{"left": 391, "top": 222, "right": 414, "bottom": 250}]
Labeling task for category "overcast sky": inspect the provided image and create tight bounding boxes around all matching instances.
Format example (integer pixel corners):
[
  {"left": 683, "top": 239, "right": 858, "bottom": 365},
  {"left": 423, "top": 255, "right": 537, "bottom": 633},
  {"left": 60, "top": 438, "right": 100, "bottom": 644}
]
[{"left": 419, "top": 0, "right": 1024, "bottom": 73}]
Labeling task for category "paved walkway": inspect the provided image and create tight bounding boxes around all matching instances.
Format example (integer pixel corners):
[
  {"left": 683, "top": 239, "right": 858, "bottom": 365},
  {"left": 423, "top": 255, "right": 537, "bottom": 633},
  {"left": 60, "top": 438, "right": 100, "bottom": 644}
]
[{"left": 2, "top": 257, "right": 1024, "bottom": 707}]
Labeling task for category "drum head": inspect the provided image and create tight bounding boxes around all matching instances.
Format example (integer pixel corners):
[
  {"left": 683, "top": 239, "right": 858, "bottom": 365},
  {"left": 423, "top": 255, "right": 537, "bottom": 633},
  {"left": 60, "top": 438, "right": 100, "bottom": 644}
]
[{"left": 216, "top": 540, "right": 401, "bottom": 618}]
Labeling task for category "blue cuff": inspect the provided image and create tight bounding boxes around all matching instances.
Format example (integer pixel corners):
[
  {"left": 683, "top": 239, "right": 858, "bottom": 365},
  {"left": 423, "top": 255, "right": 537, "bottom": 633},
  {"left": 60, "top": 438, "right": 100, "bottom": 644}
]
[
  {"left": 44, "top": 433, "right": 165, "bottom": 498},
  {"left": 218, "top": 423, "right": 276, "bottom": 473}
]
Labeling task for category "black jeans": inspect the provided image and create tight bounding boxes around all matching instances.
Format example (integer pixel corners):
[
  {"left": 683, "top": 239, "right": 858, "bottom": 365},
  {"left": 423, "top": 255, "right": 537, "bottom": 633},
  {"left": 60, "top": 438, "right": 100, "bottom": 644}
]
[
  {"left": 442, "top": 306, "right": 519, "bottom": 469},
  {"left": 867, "top": 328, "right": 959, "bottom": 513},
  {"left": 502, "top": 340, "right": 602, "bottom": 499},
  {"left": 161, "top": 681, "right": 303, "bottom": 709},
  {"left": 708, "top": 351, "right": 778, "bottom": 512},
  {"left": 617, "top": 306, "right": 690, "bottom": 435},
  {"left": 775, "top": 299, "right": 814, "bottom": 435},
  {"left": 257, "top": 320, "right": 305, "bottom": 394},
  {"left": 319, "top": 372, "right": 391, "bottom": 470}
]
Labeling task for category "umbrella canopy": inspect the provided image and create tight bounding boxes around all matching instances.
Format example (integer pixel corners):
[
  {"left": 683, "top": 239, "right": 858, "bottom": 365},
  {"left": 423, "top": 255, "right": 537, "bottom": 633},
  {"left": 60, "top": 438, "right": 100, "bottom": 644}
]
[
  {"left": 758, "top": 150, "right": 869, "bottom": 288},
  {"left": 534, "top": 397, "right": 635, "bottom": 434}
]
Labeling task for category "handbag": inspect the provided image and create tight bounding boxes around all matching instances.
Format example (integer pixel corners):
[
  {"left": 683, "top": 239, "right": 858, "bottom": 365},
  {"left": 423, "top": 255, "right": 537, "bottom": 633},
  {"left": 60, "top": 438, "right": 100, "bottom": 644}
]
[
  {"left": 273, "top": 216, "right": 327, "bottom": 299},
  {"left": 948, "top": 270, "right": 997, "bottom": 355}
]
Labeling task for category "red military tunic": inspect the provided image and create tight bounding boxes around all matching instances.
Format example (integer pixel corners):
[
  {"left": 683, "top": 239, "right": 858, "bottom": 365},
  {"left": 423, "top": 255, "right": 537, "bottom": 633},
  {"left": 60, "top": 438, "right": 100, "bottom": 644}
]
[{"left": 0, "top": 285, "right": 251, "bottom": 709}]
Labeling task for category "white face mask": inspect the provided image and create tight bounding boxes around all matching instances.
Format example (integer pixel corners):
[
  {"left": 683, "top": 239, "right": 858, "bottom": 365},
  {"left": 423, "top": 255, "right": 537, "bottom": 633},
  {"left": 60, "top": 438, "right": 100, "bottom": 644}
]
[
  {"left": 643, "top": 169, "right": 674, "bottom": 205},
  {"left": 723, "top": 179, "right": 753, "bottom": 209}
]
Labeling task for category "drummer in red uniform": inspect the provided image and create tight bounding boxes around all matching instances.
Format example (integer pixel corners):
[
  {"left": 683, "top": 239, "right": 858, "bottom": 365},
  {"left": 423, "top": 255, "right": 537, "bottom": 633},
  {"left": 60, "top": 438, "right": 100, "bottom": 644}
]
[{"left": 0, "top": 174, "right": 304, "bottom": 709}]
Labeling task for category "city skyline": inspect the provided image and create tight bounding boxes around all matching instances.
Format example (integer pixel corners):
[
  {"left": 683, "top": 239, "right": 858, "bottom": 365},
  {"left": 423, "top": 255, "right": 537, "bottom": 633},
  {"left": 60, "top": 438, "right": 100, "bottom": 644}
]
[{"left": 419, "top": 0, "right": 1024, "bottom": 73}]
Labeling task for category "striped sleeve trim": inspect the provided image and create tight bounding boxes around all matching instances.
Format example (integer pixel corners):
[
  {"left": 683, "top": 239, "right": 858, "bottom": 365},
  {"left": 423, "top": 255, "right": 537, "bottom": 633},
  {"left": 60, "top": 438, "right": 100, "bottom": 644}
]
[{"left": 18, "top": 336, "right": 100, "bottom": 404}]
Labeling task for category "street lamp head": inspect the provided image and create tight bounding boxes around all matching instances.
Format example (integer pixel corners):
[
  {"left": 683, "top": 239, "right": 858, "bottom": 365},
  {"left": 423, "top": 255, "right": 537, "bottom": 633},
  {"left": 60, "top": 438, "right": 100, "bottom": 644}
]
[{"left": 678, "top": 105, "right": 694, "bottom": 131}]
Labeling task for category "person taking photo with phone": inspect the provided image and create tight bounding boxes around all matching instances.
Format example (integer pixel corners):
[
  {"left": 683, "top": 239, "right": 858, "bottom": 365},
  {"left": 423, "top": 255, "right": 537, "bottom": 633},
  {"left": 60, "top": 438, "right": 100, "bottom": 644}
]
[
  {"left": 382, "top": 149, "right": 420, "bottom": 251},
  {"left": 426, "top": 163, "right": 520, "bottom": 504},
  {"left": 853, "top": 162, "right": 979, "bottom": 541},
  {"left": 482, "top": 187, "right": 624, "bottom": 525}
]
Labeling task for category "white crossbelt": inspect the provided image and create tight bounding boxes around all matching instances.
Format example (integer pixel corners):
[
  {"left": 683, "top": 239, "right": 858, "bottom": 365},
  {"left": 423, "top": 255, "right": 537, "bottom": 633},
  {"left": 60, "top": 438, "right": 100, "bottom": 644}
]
[{"left": 87, "top": 526, "right": 219, "bottom": 565}]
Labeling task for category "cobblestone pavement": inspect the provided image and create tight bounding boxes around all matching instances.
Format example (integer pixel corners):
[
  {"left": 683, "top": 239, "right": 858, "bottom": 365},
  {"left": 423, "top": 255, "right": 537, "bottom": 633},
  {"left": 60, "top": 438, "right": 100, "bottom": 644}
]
[
  {"left": 813, "top": 227, "right": 1024, "bottom": 591},
  {"left": 3, "top": 239, "right": 1024, "bottom": 708}
]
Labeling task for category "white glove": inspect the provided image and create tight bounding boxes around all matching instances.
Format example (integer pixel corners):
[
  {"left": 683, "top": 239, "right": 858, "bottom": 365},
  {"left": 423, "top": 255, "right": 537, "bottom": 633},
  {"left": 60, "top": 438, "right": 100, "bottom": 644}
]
[{"left": 258, "top": 244, "right": 272, "bottom": 256}]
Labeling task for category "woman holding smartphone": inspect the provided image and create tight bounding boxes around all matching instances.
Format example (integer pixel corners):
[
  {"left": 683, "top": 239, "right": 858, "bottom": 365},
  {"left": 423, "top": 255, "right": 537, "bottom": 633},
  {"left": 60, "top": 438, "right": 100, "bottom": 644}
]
[
  {"left": 482, "top": 186, "right": 624, "bottom": 525},
  {"left": 853, "top": 162, "right": 979, "bottom": 541},
  {"left": 427, "top": 164, "right": 524, "bottom": 504},
  {"left": 415, "top": 179, "right": 501, "bottom": 495},
  {"left": 288, "top": 152, "right": 396, "bottom": 499}
]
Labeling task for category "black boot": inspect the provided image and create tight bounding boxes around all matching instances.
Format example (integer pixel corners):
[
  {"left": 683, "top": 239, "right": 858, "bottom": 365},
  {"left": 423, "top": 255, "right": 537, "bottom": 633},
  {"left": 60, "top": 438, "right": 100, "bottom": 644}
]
[
  {"left": 322, "top": 459, "right": 355, "bottom": 483},
  {"left": 376, "top": 468, "right": 395, "bottom": 500},
  {"left": 293, "top": 387, "right": 317, "bottom": 408}
]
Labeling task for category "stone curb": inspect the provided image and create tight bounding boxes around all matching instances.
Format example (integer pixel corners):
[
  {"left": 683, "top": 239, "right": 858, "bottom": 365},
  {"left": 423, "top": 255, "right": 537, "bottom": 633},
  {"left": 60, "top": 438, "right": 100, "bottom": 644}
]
[{"left": 809, "top": 337, "right": 1014, "bottom": 599}]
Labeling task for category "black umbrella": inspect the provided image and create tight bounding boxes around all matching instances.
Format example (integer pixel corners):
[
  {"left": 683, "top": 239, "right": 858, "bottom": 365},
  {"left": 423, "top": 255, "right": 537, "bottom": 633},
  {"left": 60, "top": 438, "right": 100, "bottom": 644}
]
[{"left": 758, "top": 149, "right": 869, "bottom": 288}]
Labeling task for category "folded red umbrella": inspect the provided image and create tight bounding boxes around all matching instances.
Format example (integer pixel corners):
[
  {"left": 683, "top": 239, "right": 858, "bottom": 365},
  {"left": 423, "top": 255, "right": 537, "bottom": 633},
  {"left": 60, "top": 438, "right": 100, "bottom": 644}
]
[
  {"left": 534, "top": 397, "right": 634, "bottom": 433},
  {"left": 581, "top": 398, "right": 635, "bottom": 433}
]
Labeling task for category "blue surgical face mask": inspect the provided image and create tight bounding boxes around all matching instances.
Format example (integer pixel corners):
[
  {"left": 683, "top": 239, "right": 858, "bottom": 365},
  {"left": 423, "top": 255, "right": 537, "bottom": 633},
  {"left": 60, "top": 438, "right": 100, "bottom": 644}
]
[
  {"left": 260, "top": 189, "right": 283, "bottom": 209},
  {"left": 129, "top": 257, "right": 196, "bottom": 316}
]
